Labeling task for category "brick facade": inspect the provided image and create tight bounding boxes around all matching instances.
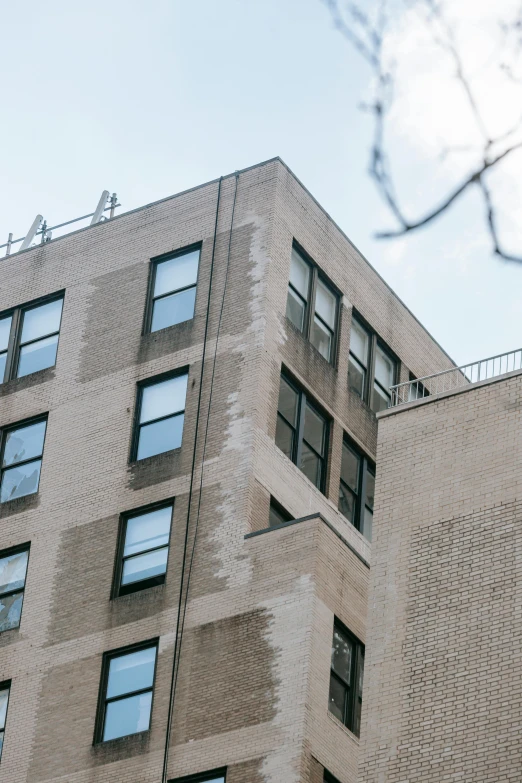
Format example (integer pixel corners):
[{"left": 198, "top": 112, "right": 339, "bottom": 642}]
[{"left": 0, "top": 158, "right": 454, "bottom": 783}]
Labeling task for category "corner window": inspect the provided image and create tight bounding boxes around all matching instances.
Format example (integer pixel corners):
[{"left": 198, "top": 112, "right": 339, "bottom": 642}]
[
  {"left": 329, "top": 620, "right": 364, "bottom": 737},
  {"left": 275, "top": 372, "right": 329, "bottom": 492},
  {"left": 348, "top": 315, "right": 397, "bottom": 412},
  {"left": 169, "top": 772, "right": 226, "bottom": 783},
  {"left": 286, "top": 245, "right": 339, "bottom": 364},
  {"left": 148, "top": 246, "right": 200, "bottom": 333},
  {"left": 269, "top": 497, "right": 293, "bottom": 527},
  {"left": 95, "top": 641, "right": 158, "bottom": 742},
  {"left": 133, "top": 371, "right": 188, "bottom": 461},
  {"left": 0, "top": 545, "right": 29, "bottom": 632},
  {"left": 114, "top": 503, "right": 173, "bottom": 596},
  {"left": 339, "top": 438, "right": 374, "bottom": 541},
  {"left": 0, "top": 417, "right": 47, "bottom": 503},
  {"left": 408, "top": 372, "right": 429, "bottom": 401},
  {"left": 0, "top": 294, "right": 64, "bottom": 383},
  {"left": 0, "top": 683, "right": 10, "bottom": 760}
]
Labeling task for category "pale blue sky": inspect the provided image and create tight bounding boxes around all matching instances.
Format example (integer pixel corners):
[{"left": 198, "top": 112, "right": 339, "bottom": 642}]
[{"left": 1, "top": 0, "right": 519, "bottom": 365}]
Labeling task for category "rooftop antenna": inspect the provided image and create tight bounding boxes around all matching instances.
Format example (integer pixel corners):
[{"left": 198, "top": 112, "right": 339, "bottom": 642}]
[
  {"left": 90, "top": 190, "right": 110, "bottom": 225},
  {"left": 19, "top": 215, "right": 43, "bottom": 251}
]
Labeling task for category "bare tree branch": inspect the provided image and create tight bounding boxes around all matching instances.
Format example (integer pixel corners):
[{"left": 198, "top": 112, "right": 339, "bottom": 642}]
[{"left": 324, "top": 0, "right": 522, "bottom": 263}]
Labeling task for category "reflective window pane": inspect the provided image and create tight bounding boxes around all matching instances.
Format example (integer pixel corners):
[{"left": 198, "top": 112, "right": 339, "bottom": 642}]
[
  {"left": 300, "top": 443, "right": 321, "bottom": 488},
  {"left": 154, "top": 250, "right": 200, "bottom": 298},
  {"left": 2, "top": 420, "right": 46, "bottom": 467},
  {"left": 122, "top": 548, "right": 168, "bottom": 585},
  {"left": 315, "top": 279, "right": 336, "bottom": 329},
  {"left": 286, "top": 287, "right": 306, "bottom": 332},
  {"left": 341, "top": 443, "right": 360, "bottom": 493},
  {"left": 124, "top": 507, "right": 172, "bottom": 557},
  {"left": 289, "top": 248, "right": 310, "bottom": 299},
  {"left": 277, "top": 377, "right": 298, "bottom": 426},
  {"left": 140, "top": 375, "right": 188, "bottom": 424},
  {"left": 374, "top": 345, "right": 395, "bottom": 389},
  {"left": 348, "top": 356, "right": 365, "bottom": 398},
  {"left": 0, "top": 688, "right": 9, "bottom": 730},
  {"left": 303, "top": 404, "right": 325, "bottom": 456},
  {"left": 21, "top": 299, "right": 63, "bottom": 344},
  {"left": 0, "top": 550, "right": 28, "bottom": 594},
  {"left": 107, "top": 647, "right": 156, "bottom": 699},
  {"left": 350, "top": 320, "right": 369, "bottom": 366},
  {"left": 275, "top": 416, "right": 294, "bottom": 459},
  {"left": 365, "top": 469, "right": 375, "bottom": 511},
  {"left": 0, "top": 460, "right": 42, "bottom": 503},
  {"left": 372, "top": 383, "right": 390, "bottom": 413},
  {"left": 0, "top": 592, "right": 24, "bottom": 633},
  {"left": 17, "top": 334, "right": 58, "bottom": 378},
  {"left": 0, "top": 354, "right": 6, "bottom": 384},
  {"left": 332, "top": 627, "right": 353, "bottom": 682},
  {"left": 0, "top": 317, "right": 12, "bottom": 353},
  {"left": 137, "top": 414, "right": 184, "bottom": 460},
  {"left": 151, "top": 288, "right": 196, "bottom": 332},
  {"left": 311, "top": 317, "right": 332, "bottom": 361},
  {"left": 103, "top": 691, "right": 152, "bottom": 741},
  {"left": 339, "top": 484, "right": 356, "bottom": 524},
  {"left": 328, "top": 675, "right": 346, "bottom": 723},
  {"left": 269, "top": 501, "right": 291, "bottom": 527}
]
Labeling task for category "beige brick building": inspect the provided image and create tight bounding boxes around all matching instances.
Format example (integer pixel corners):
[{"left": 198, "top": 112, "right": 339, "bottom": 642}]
[{"left": 0, "top": 157, "right": 467, "bottom": 783}]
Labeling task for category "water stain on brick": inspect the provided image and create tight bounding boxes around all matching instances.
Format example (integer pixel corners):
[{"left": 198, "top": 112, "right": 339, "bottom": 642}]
[{"left": 173, "top": 610, "right": 277, "bottom": 743}]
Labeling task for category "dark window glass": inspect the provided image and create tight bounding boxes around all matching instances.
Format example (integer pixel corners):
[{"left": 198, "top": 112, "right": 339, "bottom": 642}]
[
  {"left": 116, "top": 504, "right": 173, "bottom": 595},
  {"left": 0, "top": 418, "right": 47, "bottom": 503},
  {"left": 286, "top": 247, "right": 311, "bottom": 332},
  {"left": 339, "top": 437, "right": 375, "bottom": 541},
  {"left": 171, "top": 773, "right": 226, "bottom": 783},
  {"left": 0, "top": 546, "right": 29, "bottom": 632},
  {"left": 328, "top": 620, "right": 364, "bottom": 736},
  {"left": 349, "top": 314, "right": 397, "bottom": 413},
  {"left": 150, "top": 248, "right": 200, "bottom": 332},
  {"left": 135, "top": 374, "right": 188, "bottom": 461},
  {"left": 286, "top": 245, "right": 339, "bottom": 365},
  {"left": 0, "top": 683, "right": 10, "bottom": 760},
  {"left": 0, "top": 295, "right": 64, "bottom": 384},
  {"left": 275, "top": 373, "right": 328, "bottom": 492},
  {"left": 269, "top": 498, "right": 293, "bottom": 527},
  {"left": 97, "top": 643, "right": 157, "bottom": 742},
  {"left": 408, "top": 373, "right": 429, "bottom": 401}
]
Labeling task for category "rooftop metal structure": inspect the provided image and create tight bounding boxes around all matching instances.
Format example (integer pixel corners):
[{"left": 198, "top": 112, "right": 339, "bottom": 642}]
[
  {"left": 1, "top": 191, "right": 120, "bottom": 257},
  {"left": 390, "top": 347, "right": 522, "bottom": 406}
]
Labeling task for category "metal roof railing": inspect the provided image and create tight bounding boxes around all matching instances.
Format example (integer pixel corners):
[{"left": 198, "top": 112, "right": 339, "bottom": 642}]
[
  {"left": 1, "top": 191, "right": 120, "bottom": 258},
  {"left": 390, "top": 348, "right": 522, "bottom": 407}
]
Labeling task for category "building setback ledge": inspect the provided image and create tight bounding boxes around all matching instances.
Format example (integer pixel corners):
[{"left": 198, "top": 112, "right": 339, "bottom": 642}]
[
  {"left": 244, "top": 512, "right": 370, "bottom": 570},
  {"left": 379, "top": 367, "right": 522, "bottom": 419}
]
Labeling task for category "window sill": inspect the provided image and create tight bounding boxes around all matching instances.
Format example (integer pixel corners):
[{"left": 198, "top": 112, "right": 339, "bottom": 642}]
[
  {"left": 0, "top": 491, "right": 39, "bottom": 518},
  {"left": 91, "top": 729, "right": 151, "bottom": 761},
  {"left": 0, "top": 365, "right": 55, "bottom": 396},
  {"left": 284, "top": 317, "right": 338, "bottom": 371},
  {"left": 327, "top": 710, "right": 360, "bottom": 743}
]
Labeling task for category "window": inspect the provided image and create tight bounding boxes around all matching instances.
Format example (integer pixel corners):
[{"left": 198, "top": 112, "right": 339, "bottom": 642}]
[
  {"left": 408, "top": 372, "right": 429, "bottom": 402},
  {"left": 114, "top": 503, "right": 173, "bottom": 596},
  {"left": 0, "top": 683, "right": 10, "bottom": 760},
  {"left": 339, "top": 438, "right": 375, "bottom": 541},
  {"left": 324, "top": 773, "right": 341, "bottom": 783},
  {"left": 169, "top": 771, "right": 226, "bottom": 783},
  {"left": 0, "top": 294, "right": 64, "bottom": 383},
  {"left": 286, "top": 245, "right": 339, "bottom": 363},
  {"left": 0, "top": 545, "right": 29, "bottom": 632},
  {"left": 275, "top": 372, "right": 329, "bottom": 492},
  {"left": 269, "top": 497, "right": 293, "bottom": 527},
  {"left": 95, "top": 641, "right": 158, "bottom": 742},
  {"left": 133, "top": 371, "right": 188, "bottom": 461},
  {"left": 329, "top": 620, "right": 364, "bottom": 737},
  {"left": 148, "top": 246, "right": 201, "bottom": 333},
  {"left": 348, "top": 315, "right": 397, "bottom": 413},
  {"left": 0, "top": 417, "right": 47, "bottom": 503}
]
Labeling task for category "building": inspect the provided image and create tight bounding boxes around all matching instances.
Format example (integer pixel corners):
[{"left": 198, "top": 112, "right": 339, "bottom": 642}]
[
  {"left": 360, "top": 358, "right": 522, "bottom": 783},
  {"left": 0, "top": 157, "right": 460, "bottom": 783}
]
